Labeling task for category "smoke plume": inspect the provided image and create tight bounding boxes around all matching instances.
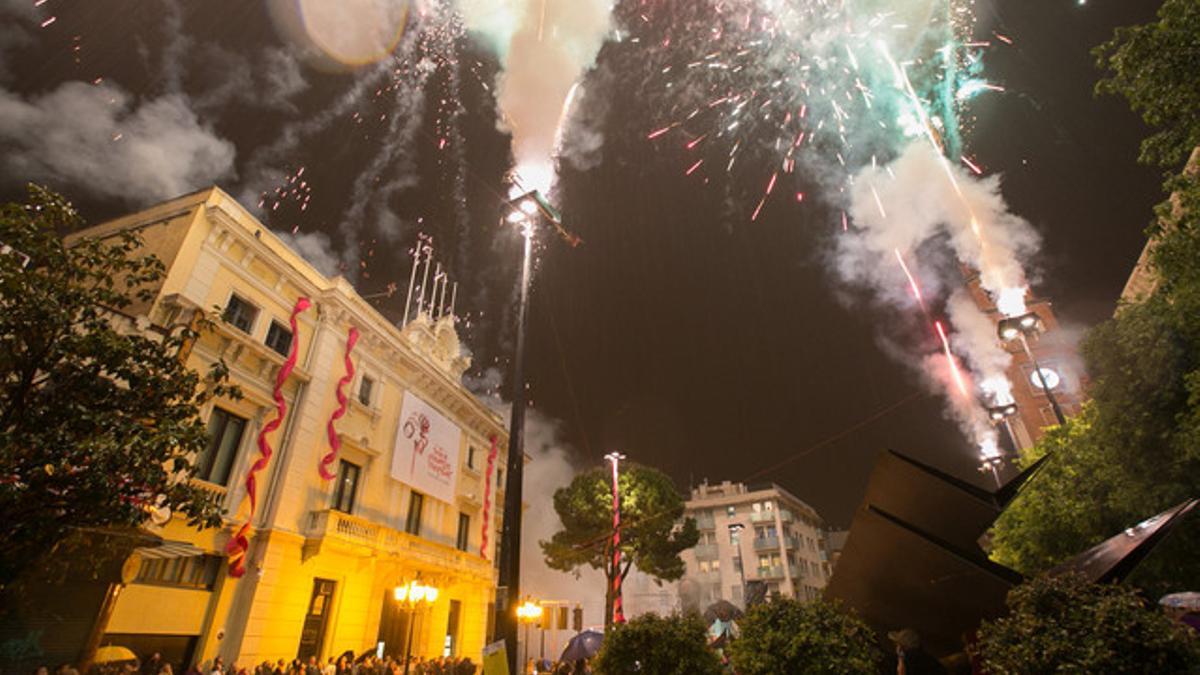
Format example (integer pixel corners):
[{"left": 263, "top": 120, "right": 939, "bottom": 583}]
[
  {"left": 460, "top": 0, "right": 613, "bottom": 192},
  {"left": 0, "top": 81, "right": 236, "bottom": 203},
  {"left": 840, "top": 140, "right": 1040, "bottom": 458}
]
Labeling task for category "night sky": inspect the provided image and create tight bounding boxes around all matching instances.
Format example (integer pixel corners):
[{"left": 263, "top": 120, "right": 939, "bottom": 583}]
[{"left": 0, "top": 0, "right": 1166, "bottom": 526}]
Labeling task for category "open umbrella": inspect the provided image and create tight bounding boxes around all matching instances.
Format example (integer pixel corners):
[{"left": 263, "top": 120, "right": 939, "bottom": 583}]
[
  {"left": 1160, "top": 592, "right": 1200, "bottom": 611},
  {"left": 560, "top": 630, "right": 604, "bottom": 663},
  {"left": 703, "top": 600, "right": 743, "bottom": 623},
  {"left": 93, "top": 646, "right": 138, "bottom": 664}
]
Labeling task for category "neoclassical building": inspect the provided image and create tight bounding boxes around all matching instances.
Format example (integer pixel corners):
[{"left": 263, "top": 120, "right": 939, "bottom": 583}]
[{"left": 69, "top": 187, "right": 509, "bottom": 669}]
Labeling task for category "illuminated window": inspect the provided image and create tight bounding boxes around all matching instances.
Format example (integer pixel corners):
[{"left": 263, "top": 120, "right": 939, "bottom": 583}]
[{"left": 331, "top": 460, "right": 360, "bottom": 514}]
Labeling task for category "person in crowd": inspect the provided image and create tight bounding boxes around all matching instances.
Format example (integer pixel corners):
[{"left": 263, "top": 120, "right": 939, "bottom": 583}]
[
  {"left": 157, "top": 664, "right": 173, "bottom": 675},
  {"left": 141, "top": 654, "right": 162, "bottom": 675},
  {"left": 889, "top": 628, "right": 948, "bottom": 675}
]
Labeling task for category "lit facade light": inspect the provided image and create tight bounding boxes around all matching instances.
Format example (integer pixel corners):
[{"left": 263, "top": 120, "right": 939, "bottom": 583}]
[
  {"left": 516, "top": 600, "right": 543, "bottom": 623},
  {"left": 997, "top": 312, "right": 1044, "bottom": 342},
  {"left": 393, "top": 579, "right": 438, "bottom": 606},
  {"left": 987, "top": 403, "right": 1018, "bottom": 421},
  {"left": 1029, "top": 367, "right": 1061, "bottom": 391}
]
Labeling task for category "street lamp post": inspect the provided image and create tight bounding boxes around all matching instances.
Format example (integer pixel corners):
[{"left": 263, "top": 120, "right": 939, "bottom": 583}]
[
  {"left": 604, "top": 451, "right": 627, "bottom": 626},
  {"left": 497, "top": 189, "right": 565, "bottom": 673},
  {"left": 516, "top": 599, "right": 543, "bottom": 674},
  {"left": 394, "top": 579, "right": 439, "bottom": 675},
  {"left": 998, "top": 313, "right": 1066, "bottom": 425}
]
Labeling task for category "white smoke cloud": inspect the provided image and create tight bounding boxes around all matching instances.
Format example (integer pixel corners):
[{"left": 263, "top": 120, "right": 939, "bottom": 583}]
[
  {"left": 844, "top": 142, "right": 1040, "bottom": 312},
  {"left": 0, "top": 81, "right": 236, "bottom": 203},
  {"left": 839, "top": 140, "right": 1041, "bottom": 459},
  {"left": 945, "top": 290, "right": 1014, "bottom": 406},
  {"left": 278, "top": 230, "right": 341, "bottom": 277},
  {"left": 461, "top": 0, "right": 613, "bottom": 192}
]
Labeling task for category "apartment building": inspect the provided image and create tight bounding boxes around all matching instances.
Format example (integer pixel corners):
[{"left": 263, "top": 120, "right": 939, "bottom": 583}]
[
  {"left": 66, "top": 187, "right": 510, "bottom": 669},
  {"left": 679, "top": 481, "right": 830, "bottom": 610}
]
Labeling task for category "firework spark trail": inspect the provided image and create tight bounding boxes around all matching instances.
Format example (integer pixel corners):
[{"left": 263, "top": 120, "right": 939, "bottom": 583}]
[
  {"left": 638, "top": 0, "right": 1033, "bottom": 460},
  {"left": 935, "top": 320, "right": 970, "bottom": 398}
]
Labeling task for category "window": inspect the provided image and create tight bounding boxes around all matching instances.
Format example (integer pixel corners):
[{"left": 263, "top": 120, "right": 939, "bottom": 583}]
[
  {"left": 358, "top": 375, "right": 375, "bottom": 407},
  {"left": 456, "top": 512, "right": 471, "bottom": 551},
  {"left": 467, "top": 446, "right": 477, "bottom": 470},
  {"left": 198, "top": 407, "right": 247, "bottom": 486},
  {"left": 222, "top": 294, "right": 258, "bottom": 334},
  {"left": 699, "top": 560, "right": 710, "bottom": 573},
  {"left": 331, "top": 460, "right": 361, "bottom": 513},
  {"left": 764, "top": 500, "right": 774, "bottom": 511},
  {"left": 497, "top": 468, "right": 504, "bottom": 489},
  {"left": 405, "top": 491, "right": 424, "bottom": 536},
  {"left": 264, "top": 320, "right": 294, "bottom": 356},
  {"left": 135, "top": 554, "right": 221, "bottom": 590},
  {"left": 711, "top": 559, "right": 720, "bottom": 571}
]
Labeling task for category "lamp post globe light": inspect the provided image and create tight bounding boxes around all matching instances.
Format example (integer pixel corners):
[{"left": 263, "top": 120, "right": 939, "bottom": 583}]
[
  {"left": 393, "top": 579, "right": 439, "bottom": 675},
  {"left": 516, "top": 599, "right": 543, "bottom": 673},
  {"left": 996, "top": 311, "right": 1067, "bottom": 426}
]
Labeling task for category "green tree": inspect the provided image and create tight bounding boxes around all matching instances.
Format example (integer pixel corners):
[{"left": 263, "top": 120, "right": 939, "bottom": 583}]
[
  {"left": 592, "top": 613, "right": 723, "bottom": 675},
  {"left": 0, "top": 186, "right": 234, "bottom": 589},
  {"left": 541, "top": 463, "right": 699, "bottom": 629},
  {"left": 990, "top": 172, "right": 1200, "bottom": 595},
  {"left": 1094, "top": 0, "right": 1200, "bottom": 169},
  {"left": 972, "top": 574, "right": 1200, "bottom": 674},
  {"left": 728, "top": 598, "right": 880, "bottom": 675}
]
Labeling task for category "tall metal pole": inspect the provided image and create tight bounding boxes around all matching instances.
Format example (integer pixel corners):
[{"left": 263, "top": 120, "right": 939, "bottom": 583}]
[
  {"left": 1017, "top": 333, "right": 1066, "bottom": 425},
  {"left": 497, "top": 226, "right": 534, "bottom": 674},
  {"left": 606, "top": 452, "right": 627, "bottom": 626},
  {"left": 402, "top": 243, "right": 421, "bottom": 326}
]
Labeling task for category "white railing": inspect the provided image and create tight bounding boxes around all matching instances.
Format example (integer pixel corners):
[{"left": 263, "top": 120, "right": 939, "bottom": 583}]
[{"left": 306, "top": 509, "right": 493, "bottom": 581}]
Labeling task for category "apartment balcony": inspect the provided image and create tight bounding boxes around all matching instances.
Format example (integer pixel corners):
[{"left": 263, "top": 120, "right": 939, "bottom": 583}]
[
  {"left": 749, "top": 511, "right": 774, "bottom": 524},
  {"left": 782, "top": 535, "right": 800, "bottom": 550},
  {"left": 778, "top": 509, "right": 795, "bottom": 523},
  {"left": 752, "top": 535, "right": 780, "bottom": 552},
  {"left": 303, "top": 509, "right": 493, "bottom": 583},
  {"left": 693, "top": 543, "right": 720, "bottom": 560},
  {"left": 693, "top": 512, "right": 715, "bottom": 530},
  {"left": 755, "top": 565, "right": 786, "bottom": 580}
]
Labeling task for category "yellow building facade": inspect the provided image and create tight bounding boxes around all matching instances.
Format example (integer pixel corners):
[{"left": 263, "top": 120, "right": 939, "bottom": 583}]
[{"left": 73, "top": 187, "right": 508, "bottom": 669}]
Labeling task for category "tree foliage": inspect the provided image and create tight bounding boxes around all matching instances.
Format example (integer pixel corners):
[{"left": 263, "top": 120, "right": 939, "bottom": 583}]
[
  {"left": 592, "top": 613, "right": 723, "bottom": 675},
  {"left": 728, "top": 598, "right": 880, "bottom": 675},
  {"left": 540, "top": 463, "right": 699, "bottom": 627},
  {"left": 1094, "top": 0, "right": 1200, "bottom": 169},
  {"left": 990, "top": 165, "right": 1200, "bottom": 596},
  {"left": 972, "top": 574, "right": 1200, "bottom": 674},
  {"left": 0, "top": 186, "right": 234, "bottom": 588}
]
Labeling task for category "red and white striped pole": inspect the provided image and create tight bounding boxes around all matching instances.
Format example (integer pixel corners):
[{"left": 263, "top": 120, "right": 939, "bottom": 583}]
[{"left": 605, "top": 451, "right": 627, "bottom": 625}]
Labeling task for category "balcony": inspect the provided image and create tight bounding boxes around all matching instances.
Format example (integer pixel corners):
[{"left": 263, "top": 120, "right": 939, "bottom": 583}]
[
  {"left": 755, "top": 565, "right": 786, "bottom": 580},
  {"left": 782, "top": 535, "right": 800, "bottom": 550},
  {"left": 749, "top": 511, "right": 774, "bottom": 524},
  {"left": 693, "top": 512, "right": 715, "bottom": 530},
  {"left": 303, "top": 509, "right": 493, "bottom": 583},
  {"left": 752, "top": 536, "right": 780, "bottom": 552},
  {"left": 778, "top": 509, "right": 795, "bottom": 523},
  {"left": 693, "top": 543, "right": 719, "bottom": 560}
]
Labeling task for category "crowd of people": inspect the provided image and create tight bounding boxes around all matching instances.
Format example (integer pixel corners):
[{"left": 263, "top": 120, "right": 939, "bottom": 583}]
[{"left": 33, "top": 652, "right": 481, "bottom": 675}]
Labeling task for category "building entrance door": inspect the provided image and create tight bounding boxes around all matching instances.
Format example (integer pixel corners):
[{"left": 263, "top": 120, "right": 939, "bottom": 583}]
[
  {"left": 375, "top": 590, "right": 412, "bottom": 660},
  {"left": 297, "top": 578, "right": 336, "bottom": 661}
]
